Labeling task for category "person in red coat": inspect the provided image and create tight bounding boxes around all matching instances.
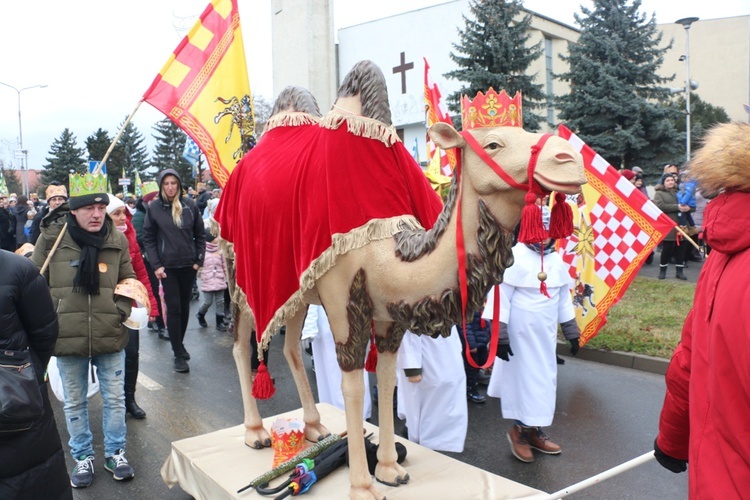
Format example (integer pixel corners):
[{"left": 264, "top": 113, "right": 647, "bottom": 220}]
[
  {"left": 655, "top": 122, "right": 750, "bottom": 498},
  {"left": 107, "top": 195, "right": 159, "bottom": 419}
]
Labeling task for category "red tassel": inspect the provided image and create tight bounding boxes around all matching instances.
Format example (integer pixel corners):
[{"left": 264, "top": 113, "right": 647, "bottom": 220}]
[
  {"left": 539, "top": 280, "right": 551, "bottom": 298},
  {"left": 365, "top": 336, "right": 378, "bottom": 373},
  {"left": 549, "top": 192, "right": 574, "bottom": 239},
  {"left": 517, "top": 192, "right": 547, "bottom": 243},
  {"left": 251, "top": 361, "right": 276, "bottom": 399}
]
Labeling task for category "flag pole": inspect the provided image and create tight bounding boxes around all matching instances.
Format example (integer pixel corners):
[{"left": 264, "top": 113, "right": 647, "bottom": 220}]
[
  {"left": 536, "top": 451, "right": 656, "bottom": 499},
  {"left": 674, "top": 224, "right": 703, "bottom": 254},
  {"left": 92, "top": 100, "right": 144, "bottom": 175}
]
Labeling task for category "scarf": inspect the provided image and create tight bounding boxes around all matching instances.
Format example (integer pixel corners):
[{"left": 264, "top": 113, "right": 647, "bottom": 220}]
[{"left": 67, "top": 213, "right": 108, "bottom": 295}]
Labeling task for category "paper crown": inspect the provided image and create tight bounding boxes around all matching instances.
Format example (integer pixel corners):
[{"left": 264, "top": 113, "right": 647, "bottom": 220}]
[
  {"left": 461, "top": 89, "right": 523, "bottom": 129},
  {"left": 68, "top": 173, "right": 108, "bottom": 209},
  {"left": 140, "top": 181, "right": 158, "bottom": 196},
  {"left": 45, "top": 184, "right": 68, "bottom": 200}
]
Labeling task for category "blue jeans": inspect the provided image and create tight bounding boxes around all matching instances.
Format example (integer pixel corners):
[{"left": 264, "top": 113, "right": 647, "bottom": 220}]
[{"left": 57, "top": 351, "right": 127, "bottom": 458}]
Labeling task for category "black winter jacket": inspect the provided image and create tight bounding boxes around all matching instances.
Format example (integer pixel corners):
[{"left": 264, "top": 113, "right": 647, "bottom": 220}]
[
  {"left": 0, "top": 250, "right": 72, "bottom": 499},
  {"left": 142, "top": 169, "right": 206, "bottom": 270}
]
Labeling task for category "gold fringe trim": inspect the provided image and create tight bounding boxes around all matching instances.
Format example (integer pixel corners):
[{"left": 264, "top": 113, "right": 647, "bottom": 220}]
[
  {"left": 319, "top": 112, "right": 400, "bottom": 147},
  {"left": 258, "top": 216, "right": 422, "bottom": 353},
  {"left": 221, "top": 240, "right": 256, "bottom": 329},
  {"left": 263, "top": 112, "right": 320, "bottom": 134}
]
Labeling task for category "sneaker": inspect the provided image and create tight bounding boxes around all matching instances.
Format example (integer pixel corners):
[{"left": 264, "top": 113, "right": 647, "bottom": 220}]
[
  {"left": 467, "top": 388, "right": 485, "bottom": 404},
  {"left": 71, "top": 455, "right": 95, "bottom": 488},
  {"left": 528, "top": 427, "right": 562, "bottom": 455},
  {"left": 104, "top": 449, "right": 134, "bottom": 481},
  {"left": 507, "top": 425, "right": 534, "bottom": 463},
  {"left": 174, "top": 356, "right": 190, "bottom": 373}
]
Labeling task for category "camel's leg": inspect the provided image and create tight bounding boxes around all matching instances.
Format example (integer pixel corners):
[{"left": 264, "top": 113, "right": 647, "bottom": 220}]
[
  {"left": 373, "top": 322, "right": 409, "bottom": 486},
  {"left": 319, "top": 268, "right": 382, "bottom": 500},
  {"left": 283, "top": 308, "right": 331, "bottom": 442},
  {"left": 233, "top": 309, "right": 271, "bottom": 448}
]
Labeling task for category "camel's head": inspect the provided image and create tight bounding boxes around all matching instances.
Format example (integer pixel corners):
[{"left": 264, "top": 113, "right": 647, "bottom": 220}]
[{"left": 429, "top": 123, "right": 586, "bottom": 198}]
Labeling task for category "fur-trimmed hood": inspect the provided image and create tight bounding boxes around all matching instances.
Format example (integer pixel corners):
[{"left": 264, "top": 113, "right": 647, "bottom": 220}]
[{"left": 689, "top": 122, "right": 750, "bottom": 196}]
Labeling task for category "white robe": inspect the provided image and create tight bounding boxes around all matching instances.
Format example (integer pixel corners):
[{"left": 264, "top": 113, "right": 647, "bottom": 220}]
[
  {"left": 396, "top": 327, "right": 467, "bottom": 452},
  {"left": 302, "top": 305, "right": 372, "bottom": 420},
  {"left": 484, "top": 244, "right": 575, "bottom": 427}
]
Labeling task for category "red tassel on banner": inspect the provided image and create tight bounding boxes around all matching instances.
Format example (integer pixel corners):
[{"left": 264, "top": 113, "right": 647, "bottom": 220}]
[
  {"left": 251, "top": 361, "right": 276, "bottom": 399},
  {"left": 365, "top": 334, "right": 378, "bottom": 373},
  {"left": 518, "top": 192, "right": 548, "bottom": 243},
  {"left": 549, "top": 191, "right": 574, "bottom": 239}
]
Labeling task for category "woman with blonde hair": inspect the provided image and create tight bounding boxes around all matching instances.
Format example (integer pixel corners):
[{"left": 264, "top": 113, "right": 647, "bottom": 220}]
[{"left": 143, "top": 169, "right": 206, "bottom": 373}]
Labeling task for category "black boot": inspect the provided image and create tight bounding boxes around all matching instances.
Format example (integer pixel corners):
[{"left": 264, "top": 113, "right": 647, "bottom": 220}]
[
  {"left": 675, "top": 266, "right": 687, "bottom": 280},
  {"left": 125, "top": 392, "right": 146, "bottom": 419},
  {"left": 658, "top": 266, "right": 667, "bottom": 280},
  {"left": 216, "top": 314, "right": 227, "bottom": 332},
  {"left": 196, "top": 311, "right": 208, "bottom": 327}
]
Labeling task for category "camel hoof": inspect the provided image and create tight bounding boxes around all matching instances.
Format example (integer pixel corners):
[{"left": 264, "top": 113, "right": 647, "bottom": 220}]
[
  {"left": 244, "top": 428, "right": 272, "bottom": 449},
  {"left": 375, "top": 463, "right": 409, "bottom": 487},
  {"left": 349, "top": 485, "right": 385, "bottom": 500},
  {"left": 304, "top": 422, "right": 331, "bottom": 443}
]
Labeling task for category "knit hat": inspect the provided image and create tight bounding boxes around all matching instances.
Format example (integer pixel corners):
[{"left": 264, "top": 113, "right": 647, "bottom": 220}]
[
  {"left": 660, "top": 173, "right": 677, "bottom": 185},
  {"left": 621, "top": 169, "right": 636, "bottom": 181},
  {"left": 68, "top": 173, "right": 108, "bottom": 210},
  {"left": 45, "top": 183, "right": 68, "bottom": 201},
  {"left": 207, "top": 198, "right": 220, "bottom": 219},
  {"left": 631, "top": 166, "right": 644, "bottom": 174},
  {"left": 106, "top": 193, "right": 126, "bottom": 214}
]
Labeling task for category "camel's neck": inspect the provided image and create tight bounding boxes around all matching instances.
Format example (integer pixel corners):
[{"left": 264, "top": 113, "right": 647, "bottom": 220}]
[{"left": 389, "top": 175, "right": 516, "bottom": 336}]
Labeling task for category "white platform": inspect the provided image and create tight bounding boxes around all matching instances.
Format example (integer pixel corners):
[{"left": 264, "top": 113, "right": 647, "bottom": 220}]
[{"left": 161, "top": 403, "right": 546, "bottom": 499}]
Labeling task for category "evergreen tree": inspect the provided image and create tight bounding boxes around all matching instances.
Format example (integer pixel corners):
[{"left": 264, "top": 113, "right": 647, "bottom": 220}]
[
  {"left": 445, "top": 0, "right": 545, "bottom": 131},
  {"left": 0, "top": 163, "right": 23, "bottom": 196},
  {"left": 118, "top": 118, "right": 150, "bottom": 179},
  {"left": 556, "top": 0, "right": 680, "bottom": 170},
  {"left": 41, "top": 128, "right": 86, "bottom": 187},
  {"left": 150, "top": 118, "right": 193, "bottom": 186},
  {"left": 668, "top": 92, "right": 730, "bottom": 163}
]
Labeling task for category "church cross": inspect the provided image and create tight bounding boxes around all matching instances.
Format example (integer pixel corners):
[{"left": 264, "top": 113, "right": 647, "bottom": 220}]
[{"left": 392, "top": 52, "right": 414, "bottom": 94}]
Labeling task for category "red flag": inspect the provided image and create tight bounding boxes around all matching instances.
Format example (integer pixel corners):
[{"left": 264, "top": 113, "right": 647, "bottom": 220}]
[
  {"left": 424, "top": 58, "right": 457, "bottom": 177},
  {"left": 143, "top": 0, "right": 254, "bottom": 187},
  {"left": 556, "top": 125, "right": 676, "bottom": 345}
]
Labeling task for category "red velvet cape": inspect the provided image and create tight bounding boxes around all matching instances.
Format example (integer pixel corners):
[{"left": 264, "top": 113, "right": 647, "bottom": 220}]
[{"left": 216, "top": 117, "right": 443, "bottom": 344}]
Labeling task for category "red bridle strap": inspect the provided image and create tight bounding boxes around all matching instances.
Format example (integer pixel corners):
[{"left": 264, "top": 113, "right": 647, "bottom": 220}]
[{"left": 459, "top": 130, "right": 530, "bottom": 191}]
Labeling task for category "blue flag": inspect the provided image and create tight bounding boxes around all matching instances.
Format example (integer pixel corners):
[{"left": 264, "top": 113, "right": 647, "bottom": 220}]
[{"left": 183, "top": 137, "right": 201, "bottom": 178}]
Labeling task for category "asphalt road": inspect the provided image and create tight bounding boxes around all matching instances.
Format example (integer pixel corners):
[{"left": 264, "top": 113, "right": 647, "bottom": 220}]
[{"left": 49, "top": 286, "right": 691, "bottom": 500}]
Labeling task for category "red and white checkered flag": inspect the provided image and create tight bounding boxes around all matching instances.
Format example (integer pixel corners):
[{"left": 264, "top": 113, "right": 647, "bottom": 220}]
[{"left": 556, "top": 125, "right": 676, "bottom": 345}]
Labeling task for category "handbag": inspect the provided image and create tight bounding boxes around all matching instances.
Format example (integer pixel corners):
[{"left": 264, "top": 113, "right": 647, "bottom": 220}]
[{"left": 0, "top": 348, "right": 44, "bottom": 433}]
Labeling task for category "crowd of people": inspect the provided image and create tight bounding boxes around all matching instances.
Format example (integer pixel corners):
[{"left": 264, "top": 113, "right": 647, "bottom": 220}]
[{"left": 2, "top": 122, "right": 747, "bottom": 497}]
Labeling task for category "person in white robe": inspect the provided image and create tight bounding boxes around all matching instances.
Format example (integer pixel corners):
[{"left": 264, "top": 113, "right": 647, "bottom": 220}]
[
  {"left": 302, "top": 305, "right": 372, "bottom": 420},
  {"left": 484, "top": 235, "right": 580, "bottom": 463},
  {"left": 396, "top": 328, "right": 467, "bottom": 453}
]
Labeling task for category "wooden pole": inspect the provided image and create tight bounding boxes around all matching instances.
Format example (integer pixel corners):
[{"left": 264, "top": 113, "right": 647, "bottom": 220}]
[
  {"left": 674, "top": 224, "right": 703, "bottom": 254},
  {"left": 92, "top": 100, "right": 144, "bottom": 175},
  {"left": 40, "top": 222, "right": 67, "bottom": 276}
]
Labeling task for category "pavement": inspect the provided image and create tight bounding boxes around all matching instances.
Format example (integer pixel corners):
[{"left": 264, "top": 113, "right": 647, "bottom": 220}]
[{"left": 50, "top": 255, "right": 701, "bottom": 499}]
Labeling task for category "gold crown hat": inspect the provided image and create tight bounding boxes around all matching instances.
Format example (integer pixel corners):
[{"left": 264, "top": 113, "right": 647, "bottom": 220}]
[
  {"left": 45, "top": 184, "right": 68, "bottom": 201},
  {"left": 140, "top": 181, "right": 159, "bottom": 203},
  {"left": 461, "top": 88, "right": 523, "bottom": 130},
  {"left": 68, "top": 173, "right": 108, "bottom": 210}
]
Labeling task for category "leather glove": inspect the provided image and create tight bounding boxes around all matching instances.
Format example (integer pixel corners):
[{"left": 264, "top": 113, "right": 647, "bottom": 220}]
[
  {"left": 653, "top": 439, "right": 687, "bottom": 473},
  {"left": 497, "top": 342, "right": 513, "bottom": 362},
  {"left": 569, "top": 338, "right": 580, "bottom": 356}
]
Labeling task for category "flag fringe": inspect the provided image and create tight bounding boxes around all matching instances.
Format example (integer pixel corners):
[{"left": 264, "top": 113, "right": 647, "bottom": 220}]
[{"left": 263, "top": 112, "right": 320, "bottom": 135}]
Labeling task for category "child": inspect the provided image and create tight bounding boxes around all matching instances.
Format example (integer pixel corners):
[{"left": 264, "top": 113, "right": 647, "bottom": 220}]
[
  {"left": 196, "top": 199, "right": 229, "bottom": 331},
  {"left": 484, "top": 206, "right": 580, "bottom": 463}
]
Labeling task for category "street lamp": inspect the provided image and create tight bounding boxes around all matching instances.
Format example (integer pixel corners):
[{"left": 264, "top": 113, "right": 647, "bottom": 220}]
[
  {"left": 0, "top": 82, "right": 48, "bottom": 197},
  {"left": 675, "top": 17, "right": 699, "bottom": 164}
]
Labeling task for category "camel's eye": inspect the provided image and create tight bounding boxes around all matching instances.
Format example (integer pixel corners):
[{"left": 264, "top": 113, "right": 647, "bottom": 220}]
[{"left": 485, "top": 141, "right": 503, "bottom": 151}]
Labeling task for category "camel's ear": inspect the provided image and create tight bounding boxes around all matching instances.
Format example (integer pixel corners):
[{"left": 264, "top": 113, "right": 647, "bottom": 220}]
[{"left": 428, "top": 122, "right": 465, "bottom": 150}]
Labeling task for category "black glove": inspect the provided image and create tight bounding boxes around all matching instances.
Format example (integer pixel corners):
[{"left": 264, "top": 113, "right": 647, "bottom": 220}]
[
  {"left": 569, "top": 338, "right": 580, "bottom": 356},
  {"left": 653, "top": 439, "right": 687, "bottom": 473},
  {"left": 497, "top": 343, "right": 513, "bottom": 362}
]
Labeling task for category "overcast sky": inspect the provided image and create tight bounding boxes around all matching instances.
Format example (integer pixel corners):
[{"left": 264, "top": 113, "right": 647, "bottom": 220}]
[{"left": 0, "top": 0, "right": 746, "bottom": 172}]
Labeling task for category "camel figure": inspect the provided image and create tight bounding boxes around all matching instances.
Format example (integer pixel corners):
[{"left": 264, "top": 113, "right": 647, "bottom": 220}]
[{"left": 217, "top": 62, "right": 586, "bottom": 500}]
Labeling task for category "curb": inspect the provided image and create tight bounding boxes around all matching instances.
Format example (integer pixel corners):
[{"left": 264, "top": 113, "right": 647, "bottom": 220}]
[{"left": 556, "top": 341, "right": 669, "bottom": 375}]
